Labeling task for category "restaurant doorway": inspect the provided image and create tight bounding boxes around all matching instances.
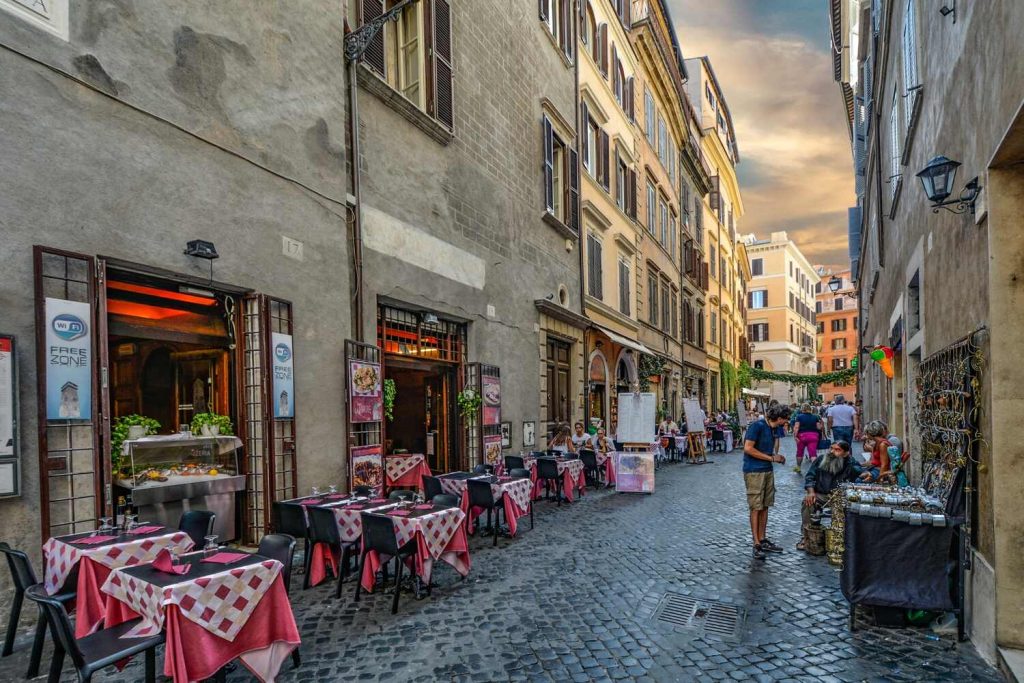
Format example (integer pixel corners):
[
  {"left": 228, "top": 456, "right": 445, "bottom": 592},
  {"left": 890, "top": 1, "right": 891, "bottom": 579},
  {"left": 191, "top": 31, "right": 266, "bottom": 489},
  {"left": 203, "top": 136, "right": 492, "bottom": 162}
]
[{"left": 378, "top": 304, "right": 466, "bottom": 473}]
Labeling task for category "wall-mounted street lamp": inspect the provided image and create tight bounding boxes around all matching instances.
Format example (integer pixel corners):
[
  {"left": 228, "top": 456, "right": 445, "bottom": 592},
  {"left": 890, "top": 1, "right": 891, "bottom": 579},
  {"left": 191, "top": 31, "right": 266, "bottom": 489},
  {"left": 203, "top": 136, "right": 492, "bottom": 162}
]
[
  {"left": 915, "top": 156, "right": 982, "bottom": 215},
  {"left": 827, "top": 275, "right": 843, "bottom": 293},
  {"left": 939, "top": 0, "right": 956, "bottom": 23}
]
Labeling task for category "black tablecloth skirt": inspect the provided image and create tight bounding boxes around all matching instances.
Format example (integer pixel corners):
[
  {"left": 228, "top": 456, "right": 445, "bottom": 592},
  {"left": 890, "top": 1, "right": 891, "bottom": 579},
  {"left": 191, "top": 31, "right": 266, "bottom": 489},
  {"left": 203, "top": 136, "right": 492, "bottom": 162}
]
[{"left": 840, "top": 513, "right": 956, "bottom": 611}]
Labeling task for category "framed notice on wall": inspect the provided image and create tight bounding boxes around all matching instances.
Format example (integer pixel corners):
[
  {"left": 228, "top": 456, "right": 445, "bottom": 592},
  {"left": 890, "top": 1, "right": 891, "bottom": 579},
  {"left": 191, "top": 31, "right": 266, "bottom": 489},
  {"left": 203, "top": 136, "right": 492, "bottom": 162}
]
[{"left": 0, "top": 335, "right": 19, "bottom": 497}]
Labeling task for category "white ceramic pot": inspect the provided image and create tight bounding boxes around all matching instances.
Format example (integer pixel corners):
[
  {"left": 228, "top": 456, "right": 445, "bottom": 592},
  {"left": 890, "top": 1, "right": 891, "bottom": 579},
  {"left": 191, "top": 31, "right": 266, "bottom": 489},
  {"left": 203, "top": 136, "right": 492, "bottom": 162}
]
[
  {"left": 210, "top": 424, "right": 220, "bottom": 436},
  {"left": 201, "top": 424, "right": 213, "bottom": 437},
  {"left": 128, "top": 425, "right": 147, "bottom": 440}
]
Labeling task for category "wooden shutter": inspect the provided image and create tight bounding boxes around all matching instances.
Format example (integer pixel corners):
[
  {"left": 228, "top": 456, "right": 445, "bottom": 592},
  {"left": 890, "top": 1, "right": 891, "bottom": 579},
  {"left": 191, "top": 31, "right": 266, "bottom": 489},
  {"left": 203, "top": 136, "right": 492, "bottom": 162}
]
[
  {"left": 542, "top": 115, "right": 554, "bottom": 212},
  {"left": 621, "top": 0, "right": 631, "bottom": 25},
  {"left": 432, "top": 0, "right": 454, "bottom": 129},
  {"left": 627, "top": 168, "right": 637, "bottom": 220},
  {"left": 599, "top": 24, "right": 608, "bottom": 76},
  {"left": 611, "top": 44, "right": 619, "bottom": 98},
  {"left": 599, "top": 131, "right": 610, "bottom": 191},
  {"left": 580, "top": 101, "right": 590, "bottom": 168},
  {"left": 362, "top": 0, "right": 386, "bottom": 75},
  {"left": 568, "top": 148, "right": 580, "bottom": 231},
  {"left": 561, "top": 0, "right": 572, "bottom": 60},
  {"left": 625, "top": 77, "right": 635, "bottom": 121}
]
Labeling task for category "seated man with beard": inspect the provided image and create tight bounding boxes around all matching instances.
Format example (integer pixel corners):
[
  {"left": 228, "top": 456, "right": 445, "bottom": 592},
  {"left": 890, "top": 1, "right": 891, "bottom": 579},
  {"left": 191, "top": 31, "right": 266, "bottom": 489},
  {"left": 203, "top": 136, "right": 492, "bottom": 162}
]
[{"left": 797, "top": 440, "right": 862, "bottom": 552}]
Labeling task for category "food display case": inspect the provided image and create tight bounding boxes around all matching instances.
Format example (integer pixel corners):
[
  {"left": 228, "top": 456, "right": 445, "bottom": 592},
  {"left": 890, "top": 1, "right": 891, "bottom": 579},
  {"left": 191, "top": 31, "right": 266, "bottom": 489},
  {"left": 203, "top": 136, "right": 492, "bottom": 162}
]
[{"left": 115, "top": 434, "right": 245, "bottom": 540}]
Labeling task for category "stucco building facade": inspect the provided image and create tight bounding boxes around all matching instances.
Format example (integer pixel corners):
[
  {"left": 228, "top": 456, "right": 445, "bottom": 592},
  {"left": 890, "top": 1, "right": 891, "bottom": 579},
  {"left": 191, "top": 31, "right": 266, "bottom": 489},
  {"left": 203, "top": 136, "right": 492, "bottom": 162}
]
[{"left": 814, "top": 267, "right": 858, "bottom": 402}]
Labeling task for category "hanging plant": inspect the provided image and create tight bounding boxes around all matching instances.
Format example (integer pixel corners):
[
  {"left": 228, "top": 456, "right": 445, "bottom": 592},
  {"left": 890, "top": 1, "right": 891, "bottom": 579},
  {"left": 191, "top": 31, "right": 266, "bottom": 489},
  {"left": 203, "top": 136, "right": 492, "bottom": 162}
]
[
  {"left": 383, "top": 379, "right": 396, "bottom": 422},
  {"left": 191, "top": 412, "right": 234, "bottom": 436},
  {"left": 111, "top": 414, "right": 160, "bottom": 474},
  {"left": 748, "top": 366, "right": 857, "bottom": 387},
  {"left": 637, "top": 353, "right": 668, "bottom": 392},
  {"left": 457, "top": 388, "right": 482, "bottom": 423}
]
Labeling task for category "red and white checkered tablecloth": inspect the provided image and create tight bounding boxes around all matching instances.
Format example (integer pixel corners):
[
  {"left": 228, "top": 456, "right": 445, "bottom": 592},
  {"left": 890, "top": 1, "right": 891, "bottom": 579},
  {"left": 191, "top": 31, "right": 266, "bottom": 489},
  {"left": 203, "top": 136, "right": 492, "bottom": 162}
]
[
  {"left": 360, "top": 506, "right": 470, "bottom": 592},
  {"left": 498, "top": 477, "right": 533, "bottom": 515},
  {"left": 307, "top": 500, "right": 400, "bottom": 587},
  {"left": 385, "top": 454, "right": 431, "bottom": 489},
  {"left": 42, "top": 531, "right": 194, "bottom": 596},
  {"left": 102, "top": 558, "right": 283, "bottom": 641},
  {"left": 437, "top": 476, "right": 533, "bottom": 536}
]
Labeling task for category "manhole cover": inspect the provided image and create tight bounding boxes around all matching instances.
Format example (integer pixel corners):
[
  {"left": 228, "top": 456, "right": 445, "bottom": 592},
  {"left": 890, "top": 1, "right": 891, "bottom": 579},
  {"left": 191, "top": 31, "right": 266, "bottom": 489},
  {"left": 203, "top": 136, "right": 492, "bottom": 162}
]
[{"left": 653, "top": 593, "right": 745, "bottom": 641}]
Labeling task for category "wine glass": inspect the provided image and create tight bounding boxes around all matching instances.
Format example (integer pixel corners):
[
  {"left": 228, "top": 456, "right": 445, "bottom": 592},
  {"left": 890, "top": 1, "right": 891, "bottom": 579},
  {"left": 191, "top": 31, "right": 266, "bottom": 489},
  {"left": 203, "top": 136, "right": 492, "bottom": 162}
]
[
  {"left": 414, "top": 490, "right": 424, "bottom": 505},
  {"left": 98, "top": 517, "right": 113, "bottom": 534},
  {"left": 126, "top": 514, "right": 139, "bottom": 531},
  {"left": 328, "top": 484, "right": 337, "bottom": 495},
  {"left": 311, "top": 486, "right": 320, "bottom": 497},
  {"left": 203, "top": 535, "right": 219, "bottom": 557}
]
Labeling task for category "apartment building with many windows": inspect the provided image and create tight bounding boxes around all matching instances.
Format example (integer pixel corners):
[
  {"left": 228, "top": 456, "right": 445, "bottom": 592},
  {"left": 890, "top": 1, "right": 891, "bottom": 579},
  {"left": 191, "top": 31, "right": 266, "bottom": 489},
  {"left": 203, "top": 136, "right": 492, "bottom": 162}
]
[
  {"left": 814, "top": 266, "right": 858, "bottom": 402},
  {"left": 685, "top": 56, "right": 749, "bottom": 411},
  {"left": 743, "top": 231, "right": 820, "bottom": 404}
]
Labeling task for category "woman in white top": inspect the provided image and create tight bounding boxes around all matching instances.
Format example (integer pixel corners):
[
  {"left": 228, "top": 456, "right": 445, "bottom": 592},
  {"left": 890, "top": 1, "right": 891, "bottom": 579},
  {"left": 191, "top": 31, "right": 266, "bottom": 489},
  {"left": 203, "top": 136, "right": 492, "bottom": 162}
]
[
  {"left": 571, "top": 422, "right": 593, "bottom": 450},
  {"left": 548, "top": 424, "right": 576, "bottom": 454}
]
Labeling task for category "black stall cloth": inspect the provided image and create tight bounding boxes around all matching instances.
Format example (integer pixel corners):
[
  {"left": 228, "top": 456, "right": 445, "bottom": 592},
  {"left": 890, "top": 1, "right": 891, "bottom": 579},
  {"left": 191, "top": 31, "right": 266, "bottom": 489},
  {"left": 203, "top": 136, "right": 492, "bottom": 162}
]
[{"left": 841, "top": 514, "right": 958, "bottom": 611}]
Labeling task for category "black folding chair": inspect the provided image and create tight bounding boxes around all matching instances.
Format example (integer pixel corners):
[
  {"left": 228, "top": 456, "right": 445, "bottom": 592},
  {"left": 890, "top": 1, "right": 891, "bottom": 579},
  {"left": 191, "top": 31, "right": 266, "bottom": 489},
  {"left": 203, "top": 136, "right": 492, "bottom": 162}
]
[
  {"left": 26, "top": 585, "right": 164, "bottom": 683},
  {"left": 507, "top": 469, "right": 535, "bottom": 530},
  {"left": 272, "top": 501, "right": 313, "bottom": 590},
  {"left": 353, "top": 485, "right": 374, "bottom": 496},
  {"left": 354, "top": 513, "right": 420, "bottom": 614},
  {"left": 535, "top": 458, "right": 563, "bottom": 506},
  {"left": 177, "top": 510, "right": 216, "bottom": 548},
  {"left": 257, "top": 534, "right": 301, "bottom": 669},
  {"left": 431, "top": 493, "right": 461, "bottom": 508},
  {"left": 307, "top": 507, "right": 356, "bottom": 599},
  {"left": 711, "top": 430, "right": 726, "bottom": 453},
  {"left": 504, "top": 455, "right": 525, "bottom": 472},
  {"left": 1, "top": 543, "right": 76, "bottom": 678},
  {"left": 467, "top": 479, "right": 504, "bottom": 547},
  {"left": 578, "top": 449, "right": 600, "bottom": 488},
  {"left": 422, "top": 475, "right": 444, "bottom": 501}
]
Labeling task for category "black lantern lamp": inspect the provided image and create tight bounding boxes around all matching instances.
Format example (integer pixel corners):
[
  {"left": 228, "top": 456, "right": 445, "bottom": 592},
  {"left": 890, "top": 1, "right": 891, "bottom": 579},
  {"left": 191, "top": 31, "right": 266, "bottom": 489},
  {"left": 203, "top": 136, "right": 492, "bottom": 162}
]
[
  {"left": 184, "top": 240, "right": 219, "bottom": 260},
  {"left": 827, "top": 275, "right": 843, "bottom": 293},
  {"left": 915, "top": 156, "right": 981, "bottom": 215}
]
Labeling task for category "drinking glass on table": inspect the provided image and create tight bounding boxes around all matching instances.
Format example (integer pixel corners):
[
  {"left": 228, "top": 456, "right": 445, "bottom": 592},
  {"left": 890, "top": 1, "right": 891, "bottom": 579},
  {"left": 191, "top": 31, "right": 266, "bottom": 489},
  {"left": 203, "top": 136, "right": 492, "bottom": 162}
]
[
  {"left": 311, "top": 486, "right": 320, "bottom": 497},
  {"left": 98, "top": 516, "right": 113, "bottom": 534},
  {"left": 328, "top": 484, "right": 337, "bottom": 495},
  {"left": 203, "top": 535, "right": 218, "bottom": 557},
  {"left": 126, "top": 514, "right": 139, "bottom": 531}
]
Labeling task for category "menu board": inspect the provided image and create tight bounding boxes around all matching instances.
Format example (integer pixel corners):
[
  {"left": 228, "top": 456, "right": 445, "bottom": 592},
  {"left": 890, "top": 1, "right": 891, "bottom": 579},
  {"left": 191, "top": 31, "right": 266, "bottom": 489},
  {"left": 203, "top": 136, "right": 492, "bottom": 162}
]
[
  {"left": 0, "top": 336, "right": 13, "bottom": 458},
  {"left": 615, "top": 392, "right": 656, "bottom": 444},
  {"left": 482, "top": 374, "right": 501, "bottom": 426},
  {"left": 736, "top": 399, "right": 749, "bottom": 428},
  {"left": 682, "top": 398, "right": 706, "bottom": 434},
  {"left": 348, "top": 360, "right": 382, "bottom": 423},
  {"left": 484, "top": 434, "right": 502, "bottom": 465},
  {"left": 350, "top": 444, "right": 383, "bottom": 490}
]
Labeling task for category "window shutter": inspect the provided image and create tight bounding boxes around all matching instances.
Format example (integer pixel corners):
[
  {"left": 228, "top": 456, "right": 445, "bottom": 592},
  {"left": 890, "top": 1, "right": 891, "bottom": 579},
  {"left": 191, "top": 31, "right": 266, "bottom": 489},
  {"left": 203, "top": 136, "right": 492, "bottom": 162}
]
[
  {"left": 542, "top": 115, "right": 554, "bottom": 213},
  {"left": 432, "top": 0, "right": 454, "bottom": 129},
  {"left": 362, "top": 0, "right": 386, "bottom": 75},
  {"left": 599, "top": 24, "right": 608, "bottom": 76},
  {"left": 612, "top": 44, "right": 619, "bottom": 97},
  {"left": 568, "top": 148, "right": 580, "bottom": 231},
  {"left": 599, "top": 131, "right": 610, "bottom": 191},
  {"left": 539, "top": 0, "right": 547, "bottom": 20},
  {"left": 561, "top": 0, "right": 573, "bottom": 59},
  {"left": 580, "top": 101, "right": 590, "bottom": 167},
  {"left": 625, "top": 77, "right": 635, "bottom": 121},
  {"left": 627, "top": 168, "right": 637, "bottom": 220},
  {"left": 622, "top": 0, "right": 631, "bottom": 26},
  {"left": 594, "top": 239, "right": 603, "bottom": 298}
]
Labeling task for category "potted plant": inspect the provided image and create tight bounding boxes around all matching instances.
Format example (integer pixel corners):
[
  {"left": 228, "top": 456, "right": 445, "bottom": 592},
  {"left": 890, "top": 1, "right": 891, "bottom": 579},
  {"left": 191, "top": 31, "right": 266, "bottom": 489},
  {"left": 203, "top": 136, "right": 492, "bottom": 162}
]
[
  {"left": 457, "top": 388, "right": 482, "bottom": 425},
  {"left": 383, "top": 379, "right": 396, "bottom": 422},
  {"left": 111, "top": 414, "right": 161, "bottom": 475},
  {"left": 191, "top": 413, "right": 234, "bottom": 437}
]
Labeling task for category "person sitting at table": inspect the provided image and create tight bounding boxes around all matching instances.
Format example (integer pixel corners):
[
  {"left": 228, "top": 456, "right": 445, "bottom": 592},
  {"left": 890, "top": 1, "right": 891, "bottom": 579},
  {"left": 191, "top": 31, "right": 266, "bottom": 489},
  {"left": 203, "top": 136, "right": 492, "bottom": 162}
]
[
  {"left": 658, "top": 414, "right": 679, "bottom": 435},
  {"left": 593, "top": 427, "right": 614, "bottom": 454},
  {"left": 858, "top": 420, "right": 892, "bottom": 482},
  {"left": 798, "top": 440, "right": 862, "bottom": 551},
  {"left": 571, "top": 422, "right": 593, "bottom": 450},
  {"left": 548, "top": 424, "right": 576, "bottom": 454}
]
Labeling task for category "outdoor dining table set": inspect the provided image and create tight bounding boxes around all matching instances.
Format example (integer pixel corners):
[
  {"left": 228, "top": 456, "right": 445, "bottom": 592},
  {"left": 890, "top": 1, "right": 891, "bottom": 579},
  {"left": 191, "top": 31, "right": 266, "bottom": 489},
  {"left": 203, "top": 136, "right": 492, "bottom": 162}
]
[
  {"left": 29, "top": 523, "right": 299, "bottom": 683},
  {"left": 494, "top": 453, "right": 589, "bottom": 502}
]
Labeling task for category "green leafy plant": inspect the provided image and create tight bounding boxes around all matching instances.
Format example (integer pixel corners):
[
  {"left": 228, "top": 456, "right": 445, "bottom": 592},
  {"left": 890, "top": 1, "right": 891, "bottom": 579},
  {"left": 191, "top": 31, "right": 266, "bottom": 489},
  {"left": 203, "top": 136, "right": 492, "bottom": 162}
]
[
  {"left": 190, "top": 412, "right": 234, "bottom": 436},
  {"left": 638, "top": 354, "right": 668, "bottom": 392},
  {"left": 383, "top": 379, "right": 396, "bottom": 422},
  {"left": 111, "top": 414, "right": 160, "bottom": 474},
  {"left": 457, "top": 388, "right": 482, "bottom": 423},
  {"left": 748, "top": 366, "right": 857, "bottom": 389}
]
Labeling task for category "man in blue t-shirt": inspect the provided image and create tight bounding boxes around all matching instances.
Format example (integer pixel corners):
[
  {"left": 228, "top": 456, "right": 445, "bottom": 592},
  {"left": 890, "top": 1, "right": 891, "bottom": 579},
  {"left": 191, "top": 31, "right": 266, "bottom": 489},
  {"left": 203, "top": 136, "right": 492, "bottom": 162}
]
[{"left": 743, "top": 405, "right": 791, "bottom": 559}]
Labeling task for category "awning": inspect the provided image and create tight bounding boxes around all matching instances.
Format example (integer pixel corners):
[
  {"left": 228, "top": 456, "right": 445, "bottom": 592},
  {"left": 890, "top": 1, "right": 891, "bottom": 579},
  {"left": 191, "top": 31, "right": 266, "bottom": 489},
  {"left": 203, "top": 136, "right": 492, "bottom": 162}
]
[
  {"left": 593, "top": 325, "right": 652, "bottom": 356},
  {"left": 742, "top": 387, "right": 771, "bottom": 398}
]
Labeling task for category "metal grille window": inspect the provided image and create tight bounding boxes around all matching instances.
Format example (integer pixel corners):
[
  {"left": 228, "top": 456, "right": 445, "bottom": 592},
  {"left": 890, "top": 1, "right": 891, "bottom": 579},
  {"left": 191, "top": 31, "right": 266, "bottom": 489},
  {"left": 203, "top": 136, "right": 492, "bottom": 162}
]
[{"left": 378, "top": 305, "right": 466, "bottom": 363}]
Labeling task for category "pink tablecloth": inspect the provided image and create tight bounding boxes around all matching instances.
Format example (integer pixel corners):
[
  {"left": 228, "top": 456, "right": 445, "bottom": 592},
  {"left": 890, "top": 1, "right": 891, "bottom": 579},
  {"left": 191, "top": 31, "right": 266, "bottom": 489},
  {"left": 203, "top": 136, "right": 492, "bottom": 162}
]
[
  {"left": 530, "top": 458, "right": 586, "bottom": 502},
  {"left": 596, "top": 451, "right": 616, "bottom": 485},
  {"left": 438, "top": 475, "right": 533, "bottom": 536},
  {"left": 384, "top": 454, "right": 432, "bottom": 490},
  {"left": 103, "top": 557, "right": 299, "bottom": 683},
  {"left": 42, "top": 530, "right": 194, "bottom": 638},
  {"left": 308, "top": 499, "right": 400, "bottom": 586},
  {"left": 360, "top": 506, "right": 470, "bottom": 592}
]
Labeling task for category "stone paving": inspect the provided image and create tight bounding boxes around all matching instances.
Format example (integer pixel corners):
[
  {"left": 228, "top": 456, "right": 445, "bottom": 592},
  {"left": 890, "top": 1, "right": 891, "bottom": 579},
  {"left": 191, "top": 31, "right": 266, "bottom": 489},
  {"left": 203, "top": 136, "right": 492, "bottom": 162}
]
[{"left": 0, "top": 437, "right": 1002, "bottom": 682}]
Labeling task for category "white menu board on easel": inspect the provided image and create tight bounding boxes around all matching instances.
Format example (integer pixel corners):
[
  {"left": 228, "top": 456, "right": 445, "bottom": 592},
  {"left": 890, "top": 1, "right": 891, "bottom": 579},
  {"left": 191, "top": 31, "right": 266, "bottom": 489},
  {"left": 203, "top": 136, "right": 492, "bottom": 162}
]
[
  {"left": 737, "top": 399, "right": 749, "bottom": 427},
  {"left": 615, "top": 392, "right": 656, "bottom": 444},
  {"left": 682, "top": 398, "right": 706, "bottom": 434}
]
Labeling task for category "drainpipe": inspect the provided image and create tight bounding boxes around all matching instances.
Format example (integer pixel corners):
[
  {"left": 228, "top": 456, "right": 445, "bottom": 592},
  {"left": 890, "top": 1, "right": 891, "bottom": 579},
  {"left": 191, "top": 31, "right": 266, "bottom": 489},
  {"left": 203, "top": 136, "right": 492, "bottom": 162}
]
[{"left": 574, "top": 0, "right": 589, "bottom": 427}]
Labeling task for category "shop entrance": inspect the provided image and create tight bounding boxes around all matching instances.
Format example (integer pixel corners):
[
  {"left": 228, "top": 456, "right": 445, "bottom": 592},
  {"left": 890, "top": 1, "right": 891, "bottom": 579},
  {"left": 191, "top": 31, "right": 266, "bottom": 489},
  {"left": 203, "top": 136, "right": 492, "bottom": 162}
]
[{"left": 378, "top": 304, "right": 466, "bottom": 473}]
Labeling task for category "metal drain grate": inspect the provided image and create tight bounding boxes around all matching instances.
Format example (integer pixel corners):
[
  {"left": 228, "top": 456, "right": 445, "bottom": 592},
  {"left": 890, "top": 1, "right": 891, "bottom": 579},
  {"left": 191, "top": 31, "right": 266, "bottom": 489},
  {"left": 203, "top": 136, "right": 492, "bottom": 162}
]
[{"left": 653, "top": 593, "right": 745, "bottom": 640}]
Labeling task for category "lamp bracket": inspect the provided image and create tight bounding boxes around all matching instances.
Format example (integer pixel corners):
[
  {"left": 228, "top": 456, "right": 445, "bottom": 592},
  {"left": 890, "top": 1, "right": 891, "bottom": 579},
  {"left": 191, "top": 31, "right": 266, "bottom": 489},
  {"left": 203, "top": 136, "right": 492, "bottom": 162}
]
[
  {"left": 344, "top": 0, "right": 421, "bottom": 62},
  {"left": 930, "top": 176, "right": 981, "bottom": 215}
]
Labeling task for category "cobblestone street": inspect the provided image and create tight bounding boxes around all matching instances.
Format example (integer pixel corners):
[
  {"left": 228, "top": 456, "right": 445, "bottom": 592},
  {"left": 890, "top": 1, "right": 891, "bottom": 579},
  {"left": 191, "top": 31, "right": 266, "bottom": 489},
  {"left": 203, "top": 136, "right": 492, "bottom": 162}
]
[{"left": 1, "top": 438, "right": 1000, "bottom": 682}]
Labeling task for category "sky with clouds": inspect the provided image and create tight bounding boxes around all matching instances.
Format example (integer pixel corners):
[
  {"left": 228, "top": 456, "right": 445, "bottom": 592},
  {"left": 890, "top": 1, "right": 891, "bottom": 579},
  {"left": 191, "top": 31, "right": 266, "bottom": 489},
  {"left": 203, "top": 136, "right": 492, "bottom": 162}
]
[{"left": 667, "top": 0, "right": 855, "bottom": 268}]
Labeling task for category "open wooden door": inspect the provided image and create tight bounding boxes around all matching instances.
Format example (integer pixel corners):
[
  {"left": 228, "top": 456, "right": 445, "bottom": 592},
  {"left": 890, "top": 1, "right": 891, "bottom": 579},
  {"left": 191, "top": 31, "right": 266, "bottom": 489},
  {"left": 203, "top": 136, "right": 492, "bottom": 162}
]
[{"left": 33, "top": 246, "right": 109, "bottom": 539}]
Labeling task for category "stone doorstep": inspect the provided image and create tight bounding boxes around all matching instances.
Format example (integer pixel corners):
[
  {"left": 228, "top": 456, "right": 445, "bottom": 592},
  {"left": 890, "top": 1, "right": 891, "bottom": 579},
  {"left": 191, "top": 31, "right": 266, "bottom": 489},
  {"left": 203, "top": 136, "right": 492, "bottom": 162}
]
[{"left": 1000, "top": 646, "right": 1024, "bottom": 683}]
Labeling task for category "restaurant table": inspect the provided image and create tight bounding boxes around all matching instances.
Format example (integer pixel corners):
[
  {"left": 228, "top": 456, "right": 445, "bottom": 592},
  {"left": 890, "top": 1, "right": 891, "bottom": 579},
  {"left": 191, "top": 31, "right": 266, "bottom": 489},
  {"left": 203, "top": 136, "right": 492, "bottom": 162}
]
[
  {"left": 724, "top": 430, "right": 734, "bottom": 452},
  {"left": 521, "top": 456, "right": 586, "bottom": 502},
  {"left": 596, "top": 451, "right": 616, "bottom": 485},
  {"left": 41, "top": 527, "right": 194, "bottom": 638},
  {"left": 359, "top": 503, "right": 470, "bottom": 593},
  {"left": 436, "top": 473, "right": 533, "bottom": 536},
  {"left": 303, "top": 496, "right": 401, "bottom": 586},
  {"left": 102, "top": 550, "right": 300, "bottom": 683},
  {"left": 384, "top": 453, "right": 432, "bottom": 491}
]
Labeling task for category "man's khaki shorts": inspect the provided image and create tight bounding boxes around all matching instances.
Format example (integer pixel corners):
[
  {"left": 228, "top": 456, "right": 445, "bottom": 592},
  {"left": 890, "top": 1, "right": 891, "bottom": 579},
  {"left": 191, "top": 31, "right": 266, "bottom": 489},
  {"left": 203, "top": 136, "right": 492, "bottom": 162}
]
[{"left": 744, "top": 471, "right": 776, "bottom": 510}]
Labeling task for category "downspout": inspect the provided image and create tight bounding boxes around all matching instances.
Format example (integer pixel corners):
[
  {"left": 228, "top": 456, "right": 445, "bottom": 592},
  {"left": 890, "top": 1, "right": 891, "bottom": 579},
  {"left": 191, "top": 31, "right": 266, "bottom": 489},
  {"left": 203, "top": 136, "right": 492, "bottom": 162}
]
[
  {"left": 346, "top": 31, "right": 365, "bottom": 342},
  {"left": 574, "top": 0, "right": 590, "bottom": 426}
]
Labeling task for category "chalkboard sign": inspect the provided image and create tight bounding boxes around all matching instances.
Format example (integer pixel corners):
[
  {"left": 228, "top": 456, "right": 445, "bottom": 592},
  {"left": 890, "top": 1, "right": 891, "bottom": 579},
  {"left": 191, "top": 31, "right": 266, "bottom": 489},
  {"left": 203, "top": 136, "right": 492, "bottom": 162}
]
[
  {"left": 615, "top": 392, "right": 656, "bottom": 444},
  {"left": 682, "top": 398, "right": 706, "bottom": 434}
]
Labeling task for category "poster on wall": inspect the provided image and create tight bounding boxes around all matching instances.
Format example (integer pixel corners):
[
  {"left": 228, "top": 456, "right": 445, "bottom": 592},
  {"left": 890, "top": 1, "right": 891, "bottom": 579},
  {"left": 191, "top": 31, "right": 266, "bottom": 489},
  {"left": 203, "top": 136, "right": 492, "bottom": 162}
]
[
  {"left": 350, "top": 444, "right": 383, "bottom": 491},
  {"left": 348, "top": 360, "right": 382, "bottom": 423},
  {"left": 482, "top": 374, "right": 501, "bottom": 426},
  {"left": 522, "top": 421, "right": 536, "bottom": 448},
  {"left": 484, "top": 434, "right": 502, "bottom": 465},
  {"left": 0, "top": 337, "right": 14, "bottom": 458},
  {"left": 500, "top": 422, "right": 511, "bottom": 449},
  {"left": 271, "top": 332, "right": 294, "bottom": 418},
  {"left": 45, "top": 298, "right": 91, "bottom": 420},
  {"left": 614, "top": 451, "right": 655, "bottom": 493}
]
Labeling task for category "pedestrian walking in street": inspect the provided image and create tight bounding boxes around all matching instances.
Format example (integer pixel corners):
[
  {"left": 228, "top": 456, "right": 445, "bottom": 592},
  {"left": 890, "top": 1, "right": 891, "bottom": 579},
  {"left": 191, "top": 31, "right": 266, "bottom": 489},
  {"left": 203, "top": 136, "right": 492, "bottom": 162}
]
[
  {"left": 743, "top": 405, "right": 790, "bottom": 559},
  {"left": 792, "top": 403, "right": 824, "bottom": 472},
  {"left": 826, "top": 394, "right": 858, "bottom": 444},
  {"left": 798, "top": 440, "right": 862, "bottom": 551}
]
